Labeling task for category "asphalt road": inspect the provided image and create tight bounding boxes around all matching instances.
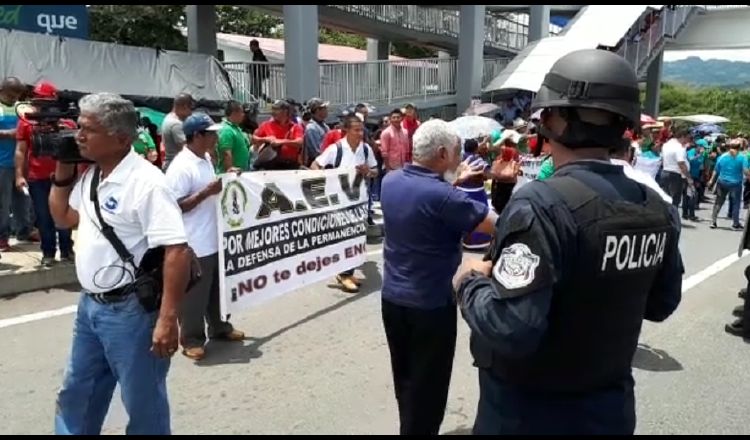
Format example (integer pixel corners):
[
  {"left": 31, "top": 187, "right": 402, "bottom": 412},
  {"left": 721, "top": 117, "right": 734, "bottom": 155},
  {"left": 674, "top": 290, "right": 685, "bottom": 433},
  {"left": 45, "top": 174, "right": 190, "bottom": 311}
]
[{"left": 1, "top": 203, "right": 749, "bottom": 435}]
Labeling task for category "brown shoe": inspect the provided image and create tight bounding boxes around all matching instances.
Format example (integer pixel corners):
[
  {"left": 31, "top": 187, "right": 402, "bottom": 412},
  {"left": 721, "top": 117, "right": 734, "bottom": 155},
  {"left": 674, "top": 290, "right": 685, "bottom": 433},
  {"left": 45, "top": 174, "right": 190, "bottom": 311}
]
[
  {"left": 219, "top": 329, "right": 245, "bottom": 342},
  {"left": 182, "top": 346, "right": 205, "bottom": 360},
  {"left": 351, "top": 276, "right": 363, "bottom": 287},
  {"left": 336, "top": 275, "right": 360, "bottom": 293}
]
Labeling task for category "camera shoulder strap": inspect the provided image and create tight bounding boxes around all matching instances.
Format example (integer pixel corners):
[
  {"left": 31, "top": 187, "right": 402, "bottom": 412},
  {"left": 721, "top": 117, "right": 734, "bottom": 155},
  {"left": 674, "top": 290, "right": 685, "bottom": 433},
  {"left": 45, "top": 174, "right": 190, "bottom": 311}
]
[{"left": 89, "top": 166, "right": 136, "bottom": 270}]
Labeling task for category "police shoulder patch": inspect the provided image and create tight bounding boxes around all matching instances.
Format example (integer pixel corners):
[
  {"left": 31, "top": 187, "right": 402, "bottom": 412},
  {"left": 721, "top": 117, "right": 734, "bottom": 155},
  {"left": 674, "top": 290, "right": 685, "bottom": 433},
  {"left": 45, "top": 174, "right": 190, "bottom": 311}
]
[{"left": 493, "top": 243, "right": 541, "bottom": 290}]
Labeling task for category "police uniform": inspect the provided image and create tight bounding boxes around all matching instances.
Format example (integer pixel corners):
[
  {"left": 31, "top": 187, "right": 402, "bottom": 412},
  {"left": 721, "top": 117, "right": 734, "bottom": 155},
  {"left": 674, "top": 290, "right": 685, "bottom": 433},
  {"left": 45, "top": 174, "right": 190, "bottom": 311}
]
[
  {"left": 728, "top": 210, "right": 750, "bottom": 337},
  {"left": 454, "top": 49, "right": 684, "bottom": 435}
]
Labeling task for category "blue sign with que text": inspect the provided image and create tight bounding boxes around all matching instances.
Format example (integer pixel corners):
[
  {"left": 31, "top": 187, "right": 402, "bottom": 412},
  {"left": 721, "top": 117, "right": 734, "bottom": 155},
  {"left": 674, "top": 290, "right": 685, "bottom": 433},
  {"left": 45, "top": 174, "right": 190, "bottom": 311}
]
[{"left": 0, "top": 5, "right": 89, "bottom": 39}]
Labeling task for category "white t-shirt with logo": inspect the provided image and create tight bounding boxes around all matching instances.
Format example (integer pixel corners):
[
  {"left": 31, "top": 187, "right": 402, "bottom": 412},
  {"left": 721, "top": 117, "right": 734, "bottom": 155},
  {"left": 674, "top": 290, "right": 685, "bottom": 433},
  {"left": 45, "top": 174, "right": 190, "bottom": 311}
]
[
  {"left": 166, "top": 147, "right": 219, "bottom": 258},
  {"left": 315, "top": 138, "right": 378, "bottom": 169},
  {"left": 70, "top": 151, "right": 187, "bottom": 293},
  {"left": 661, "top": 138, "right": 687, "bottom": 174}
]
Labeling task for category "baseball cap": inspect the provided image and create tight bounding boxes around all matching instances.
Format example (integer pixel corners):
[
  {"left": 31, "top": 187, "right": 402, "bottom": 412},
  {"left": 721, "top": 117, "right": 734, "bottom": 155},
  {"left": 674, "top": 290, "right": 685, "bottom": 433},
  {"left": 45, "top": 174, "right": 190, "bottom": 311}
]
[
  {"left": 306, "top": 97, "right": 329, "bottom": 113},
  {"left": 182, "top": 112, "right": 222, "bottom": 137},
  {"left": 33, "top": 81, "right": 58, "bottom": 99}
]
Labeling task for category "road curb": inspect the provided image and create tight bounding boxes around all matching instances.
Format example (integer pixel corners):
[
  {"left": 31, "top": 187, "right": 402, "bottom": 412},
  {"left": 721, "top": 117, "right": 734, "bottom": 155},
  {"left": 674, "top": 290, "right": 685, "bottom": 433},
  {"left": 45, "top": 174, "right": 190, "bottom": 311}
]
[{"left": 0, "top": 263, "right": 78, "bottom": 297}]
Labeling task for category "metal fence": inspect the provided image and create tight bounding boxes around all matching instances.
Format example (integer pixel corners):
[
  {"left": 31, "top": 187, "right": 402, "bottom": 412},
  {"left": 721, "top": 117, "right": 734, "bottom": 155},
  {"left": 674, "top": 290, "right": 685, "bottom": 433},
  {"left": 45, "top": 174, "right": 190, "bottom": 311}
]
[
  {"left": 617, "top": 6, "right": 695, "bottom": 75},
  {"left": 319, "top": 57, "right": 458, "bottom": 106},
  {"left": 326, "top": 5, "right": 546, "bottom": 52},
  {"left": 224, "top": 57, "right": 509, "bottom": 108},
  {"left": 482, "top": 58, "right": 511, "bottom": 89},
  {"left": 223, "top": 61, "right": 286, "bottom": 104}
]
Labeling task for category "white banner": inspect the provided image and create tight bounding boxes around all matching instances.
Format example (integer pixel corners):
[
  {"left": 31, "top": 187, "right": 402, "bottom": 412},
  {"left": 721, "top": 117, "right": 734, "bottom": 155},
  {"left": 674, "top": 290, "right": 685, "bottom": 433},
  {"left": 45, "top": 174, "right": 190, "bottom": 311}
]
[
  {"left": 515, "top": 155, "right": 544, "bottom": 190},
  {"left": 217, "top": 169, "right": 369, "bottom": 319}
]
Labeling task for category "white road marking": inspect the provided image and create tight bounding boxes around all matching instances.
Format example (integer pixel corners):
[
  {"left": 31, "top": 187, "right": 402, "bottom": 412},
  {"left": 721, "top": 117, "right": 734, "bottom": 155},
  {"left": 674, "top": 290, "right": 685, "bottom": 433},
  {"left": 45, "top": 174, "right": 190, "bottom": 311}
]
[
  {"left": 681, "top": 250, "right": 750, "bottom": 293},
  {"left": 0, "top": 249, "right": 384, "bottom": 329},
  {"left": 0, "top": 249, "right": 745, "bottom": 330},
  {"left": 0, "top": 305, "right": 77, "bottom": 330}
]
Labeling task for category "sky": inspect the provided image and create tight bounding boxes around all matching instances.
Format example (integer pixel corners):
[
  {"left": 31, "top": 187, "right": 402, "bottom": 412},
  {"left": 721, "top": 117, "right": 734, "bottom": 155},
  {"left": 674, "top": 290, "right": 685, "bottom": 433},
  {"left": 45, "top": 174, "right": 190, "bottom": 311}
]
[{"left": 664, "top": 49, "right": 750, "bottom": 62}]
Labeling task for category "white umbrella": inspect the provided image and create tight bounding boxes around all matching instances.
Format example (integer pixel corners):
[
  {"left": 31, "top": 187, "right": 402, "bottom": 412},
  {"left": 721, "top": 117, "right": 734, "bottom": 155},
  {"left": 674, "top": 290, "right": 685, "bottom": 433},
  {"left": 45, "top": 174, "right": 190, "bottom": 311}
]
[
  {"left": 464, "top": 102, "right": 500, "bottom": 116},
  {"left": 660, "top": 114, "right": 730, "bottom": 124},
  {"left": 448, "top": 116, "right": 503, "bottom": 140}
]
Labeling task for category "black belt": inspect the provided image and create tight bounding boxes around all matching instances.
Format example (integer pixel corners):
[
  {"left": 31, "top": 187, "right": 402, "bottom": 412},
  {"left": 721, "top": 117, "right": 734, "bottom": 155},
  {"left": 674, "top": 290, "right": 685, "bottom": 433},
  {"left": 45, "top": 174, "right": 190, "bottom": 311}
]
[{"left": 86, "top": 284, "right": 133, "bottom": 304}]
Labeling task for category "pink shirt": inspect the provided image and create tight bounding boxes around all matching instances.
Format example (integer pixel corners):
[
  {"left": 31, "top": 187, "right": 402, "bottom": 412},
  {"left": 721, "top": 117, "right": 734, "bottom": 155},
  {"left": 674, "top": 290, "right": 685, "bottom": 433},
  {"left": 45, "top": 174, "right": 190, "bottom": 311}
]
[{"left": 380, "top": 124, "right": 411, "bottom": 170}]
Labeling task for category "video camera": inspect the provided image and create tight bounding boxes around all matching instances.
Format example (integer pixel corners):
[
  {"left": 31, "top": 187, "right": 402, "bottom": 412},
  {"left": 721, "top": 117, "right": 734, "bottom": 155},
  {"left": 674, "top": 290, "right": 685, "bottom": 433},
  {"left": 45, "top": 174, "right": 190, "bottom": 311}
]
[{"left": 16, "top": 98, "right": 88, "bottom": 163}]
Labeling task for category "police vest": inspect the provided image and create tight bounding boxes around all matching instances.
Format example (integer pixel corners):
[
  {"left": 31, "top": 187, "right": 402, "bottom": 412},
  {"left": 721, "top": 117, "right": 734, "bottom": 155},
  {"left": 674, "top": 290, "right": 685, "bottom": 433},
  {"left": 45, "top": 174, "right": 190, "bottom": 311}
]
[{"left": 479, "top": 175, "right": 675, "bottom": 393}]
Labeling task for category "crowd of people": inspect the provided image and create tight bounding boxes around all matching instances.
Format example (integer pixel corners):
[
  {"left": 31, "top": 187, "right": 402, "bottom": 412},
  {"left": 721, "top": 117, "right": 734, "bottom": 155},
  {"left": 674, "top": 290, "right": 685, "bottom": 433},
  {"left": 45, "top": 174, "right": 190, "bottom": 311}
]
[
  {"left": 628, "top": 121, "right": 750, "bottom": 230},
  {"left": 1, "top": 43, "right": 741, "bottom": 435}
]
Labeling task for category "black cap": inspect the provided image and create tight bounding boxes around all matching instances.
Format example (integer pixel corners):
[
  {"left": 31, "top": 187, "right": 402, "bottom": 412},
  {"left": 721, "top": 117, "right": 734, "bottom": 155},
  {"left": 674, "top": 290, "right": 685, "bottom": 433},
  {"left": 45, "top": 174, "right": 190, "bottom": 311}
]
[{"left": 531, "top": 49, "right": 640, "bottom": 127}]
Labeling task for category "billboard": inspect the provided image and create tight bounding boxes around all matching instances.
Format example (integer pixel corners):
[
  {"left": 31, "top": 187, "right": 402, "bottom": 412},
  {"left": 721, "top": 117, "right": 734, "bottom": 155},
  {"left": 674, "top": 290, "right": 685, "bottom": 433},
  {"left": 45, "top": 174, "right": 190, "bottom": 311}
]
[{"left": 0, "top": 5, "right": 89, "bottom": 39}]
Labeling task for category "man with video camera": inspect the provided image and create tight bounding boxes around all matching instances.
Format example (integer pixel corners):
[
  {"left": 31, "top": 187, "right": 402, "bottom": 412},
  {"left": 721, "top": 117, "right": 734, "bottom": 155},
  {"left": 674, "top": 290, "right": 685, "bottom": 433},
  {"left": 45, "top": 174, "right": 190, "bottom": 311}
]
[
  {"left": 15, "top": 81, "right": 75, "bottom": 267},
  {"left": 49, "top": 92, "right": 193, "bottom": 435}
]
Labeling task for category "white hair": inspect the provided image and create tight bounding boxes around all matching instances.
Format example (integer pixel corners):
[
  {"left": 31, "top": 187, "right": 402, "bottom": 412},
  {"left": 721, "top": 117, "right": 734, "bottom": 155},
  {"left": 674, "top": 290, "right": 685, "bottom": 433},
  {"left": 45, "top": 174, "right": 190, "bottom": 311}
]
[
  {"left": 78, "top": 92, "right": 138, "bottom": 139},
  {"left": 411, "top": 119, "right": 460, "bottom": 162}
]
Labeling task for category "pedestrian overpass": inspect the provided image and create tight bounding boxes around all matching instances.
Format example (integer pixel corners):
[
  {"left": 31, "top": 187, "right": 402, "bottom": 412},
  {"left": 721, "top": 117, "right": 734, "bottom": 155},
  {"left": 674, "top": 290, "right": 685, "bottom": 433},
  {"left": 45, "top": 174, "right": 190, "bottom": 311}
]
[
  {"left": 245, "top": 5, "right": 566, "bottom": 57},
  {"left": 666, "top": 6, "right": 750, "bottom": 50},
  {"left": 185, "top": 5, "right": 750, "bottom": 119},
  {"left": 483, "top": 5, "right": 750, "bottom": 117}
]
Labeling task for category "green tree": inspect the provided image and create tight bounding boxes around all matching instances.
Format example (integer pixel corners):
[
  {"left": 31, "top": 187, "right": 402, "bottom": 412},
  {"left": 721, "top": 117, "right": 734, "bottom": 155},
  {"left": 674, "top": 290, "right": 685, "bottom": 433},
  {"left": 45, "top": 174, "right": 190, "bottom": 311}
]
[
  {"left": 659, "top": 83, "right": 750, "bottom": 134},
  {"left": 89, "top": 5, "right": 187, "bottom": 51},
  {"left": 89, "top": 6, "right": 441, "bottom": 60},
  {"left": 214, "top": 6, "right": 282, "bottom": 37},
  {"left": 318, "top": 28, "right": 366, "bottom": 50},
  {"left": 391, "top": 42, "right": 436, "bottom": 59}
]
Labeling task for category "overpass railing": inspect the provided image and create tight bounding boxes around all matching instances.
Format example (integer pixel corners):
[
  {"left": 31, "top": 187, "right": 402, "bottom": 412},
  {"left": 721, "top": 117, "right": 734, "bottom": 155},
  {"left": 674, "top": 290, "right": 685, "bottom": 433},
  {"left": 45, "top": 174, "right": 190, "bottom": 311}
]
[
  {"left": 617, "top": 6, "right": 697, "bottom": 76},
  {"left": 224, "top": 57, "right": 510, "bottom": 108},
  {"left": 326, "top": 5, "right": 557, "bottom": 53}
]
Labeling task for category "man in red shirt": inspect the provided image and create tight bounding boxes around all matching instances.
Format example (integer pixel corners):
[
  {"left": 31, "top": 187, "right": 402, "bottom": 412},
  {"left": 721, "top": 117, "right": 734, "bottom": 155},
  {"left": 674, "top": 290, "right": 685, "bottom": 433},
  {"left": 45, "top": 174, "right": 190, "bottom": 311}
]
[
  {"left": 380, "top": 109, "right": 411, "bottom": 172},
  {"left": 402, "top": 103, "right": 421, "bottom": 162},
  {"left": 321, "top": 126, "right": 344, "bottom": 152},
  {"left": 15, "top": 81, "right": 74, "bottom": 266},
  {"left": 252, "top": 100, "right": 304, "bottom": 170}
]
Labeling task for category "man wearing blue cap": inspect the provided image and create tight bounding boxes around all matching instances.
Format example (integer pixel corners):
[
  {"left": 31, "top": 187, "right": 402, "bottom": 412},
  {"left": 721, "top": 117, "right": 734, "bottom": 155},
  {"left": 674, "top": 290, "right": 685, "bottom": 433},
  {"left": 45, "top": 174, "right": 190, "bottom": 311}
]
[{"left": 166, "top": 113, "right": 245, "bottom": 361}]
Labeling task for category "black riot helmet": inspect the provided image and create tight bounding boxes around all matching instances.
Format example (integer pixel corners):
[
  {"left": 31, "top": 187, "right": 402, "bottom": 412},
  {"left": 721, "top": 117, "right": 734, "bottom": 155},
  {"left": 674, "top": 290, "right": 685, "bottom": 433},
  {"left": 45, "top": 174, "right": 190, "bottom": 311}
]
[{"left": 531, "top": 49, "right": 640, "bottom": 150}]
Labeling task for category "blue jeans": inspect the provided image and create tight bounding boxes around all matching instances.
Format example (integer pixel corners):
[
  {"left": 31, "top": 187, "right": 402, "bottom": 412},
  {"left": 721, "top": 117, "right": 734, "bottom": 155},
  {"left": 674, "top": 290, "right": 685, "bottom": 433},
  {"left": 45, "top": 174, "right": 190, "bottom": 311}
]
[
  {"left": 28, "top": 180, "right": 73, "bottom": 258},
  {"left": 55, "top": 294, "right": 171, "bottom": 435},
  {"left": 0, "top": 167, "right": 32, "bottom": 241},
  {"left": 712, "top": 182, "right": 742, "bottom": 226},
  {"left": 370, "top": 169, "right": 383, "bottom": 202}
]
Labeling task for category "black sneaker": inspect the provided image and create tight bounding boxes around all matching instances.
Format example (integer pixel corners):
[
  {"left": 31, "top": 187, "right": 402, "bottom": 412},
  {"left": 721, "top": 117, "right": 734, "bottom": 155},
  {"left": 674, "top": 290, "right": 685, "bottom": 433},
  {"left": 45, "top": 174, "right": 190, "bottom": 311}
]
[
  {"left": 41, "top": 256, "right": 56, "bottom": 268},
  {"left": 60, "top": 251, "right": 75, "bottom": 263},
  {"left": 724, "top": 319, "right": 750, "bottom": 339},
  {"left": 733, "top": 224, "right": 744, "bottom": 231},
  {"left": 710, "top": 222, "right": 718, "bottom": 229}
]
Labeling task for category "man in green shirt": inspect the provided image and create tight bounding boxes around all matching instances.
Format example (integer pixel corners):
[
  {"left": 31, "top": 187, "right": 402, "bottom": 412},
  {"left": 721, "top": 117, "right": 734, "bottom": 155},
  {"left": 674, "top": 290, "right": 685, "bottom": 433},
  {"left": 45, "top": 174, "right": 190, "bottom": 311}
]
[{"left": 216, "top": 101, "right": 251, "bottom": 173}]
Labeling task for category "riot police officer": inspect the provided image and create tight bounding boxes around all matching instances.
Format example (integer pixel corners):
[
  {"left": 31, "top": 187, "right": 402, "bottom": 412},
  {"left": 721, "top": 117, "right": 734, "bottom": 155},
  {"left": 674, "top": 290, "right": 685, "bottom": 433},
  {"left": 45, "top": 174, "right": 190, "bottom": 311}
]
[{"left": 452, "top": 49, "right": 684, "bottom": 435}]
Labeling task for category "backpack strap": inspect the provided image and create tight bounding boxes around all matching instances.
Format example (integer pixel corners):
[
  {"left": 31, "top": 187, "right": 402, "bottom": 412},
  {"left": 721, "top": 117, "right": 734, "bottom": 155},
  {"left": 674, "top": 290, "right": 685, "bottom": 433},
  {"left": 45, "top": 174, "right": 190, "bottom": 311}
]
[
  {"left": 334, "top": 142, "right": 343, "bottom": 168},
  {"left": 89, "top": 167, "right": 137, "bottom": 270}
]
